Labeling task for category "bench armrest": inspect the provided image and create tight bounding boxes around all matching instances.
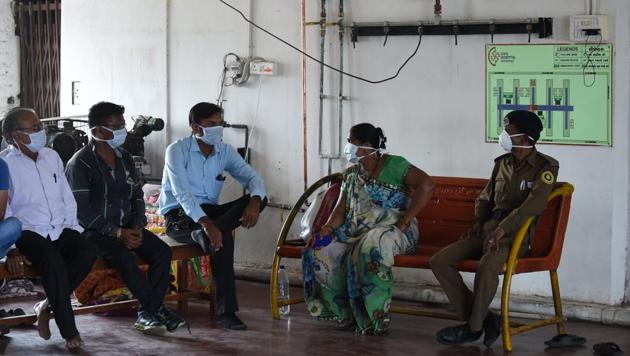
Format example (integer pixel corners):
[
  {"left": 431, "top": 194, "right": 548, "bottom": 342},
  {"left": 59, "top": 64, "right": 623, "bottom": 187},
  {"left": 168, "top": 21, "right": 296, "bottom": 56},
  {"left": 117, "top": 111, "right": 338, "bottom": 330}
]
[{"left": 505, "top": 183, "right": 575, "bottom": 274}]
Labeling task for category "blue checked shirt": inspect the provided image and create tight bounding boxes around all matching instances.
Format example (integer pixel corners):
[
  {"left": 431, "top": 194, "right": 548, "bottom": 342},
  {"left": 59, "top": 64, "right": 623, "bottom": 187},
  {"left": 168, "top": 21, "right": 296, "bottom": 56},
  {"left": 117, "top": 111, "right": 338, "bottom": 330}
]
[{"left": 159, "top": 136, "right": 266, "bottom": 222}]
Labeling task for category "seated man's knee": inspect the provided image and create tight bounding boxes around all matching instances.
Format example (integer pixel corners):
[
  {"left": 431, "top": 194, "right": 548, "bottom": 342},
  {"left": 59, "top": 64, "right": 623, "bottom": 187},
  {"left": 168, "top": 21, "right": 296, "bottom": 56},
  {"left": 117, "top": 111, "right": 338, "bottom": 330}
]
[
  {"left": 429, "top": 249, "right": 454, "bottom": 270},
  {"left": 1, "top": 217, "right": 22, "bottom": 237},
  {"left": 79, "top": 239, "right": 98, "bottom": 265},
  {"left": 478, "top": 254, "right": 504, "bottom": 276}
]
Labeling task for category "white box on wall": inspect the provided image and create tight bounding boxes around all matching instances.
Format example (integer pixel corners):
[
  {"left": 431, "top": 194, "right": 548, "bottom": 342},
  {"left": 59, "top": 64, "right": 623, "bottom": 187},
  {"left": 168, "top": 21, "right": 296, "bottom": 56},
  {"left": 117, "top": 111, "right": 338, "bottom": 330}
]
[{"left": 570, "top": 15, "right": 607, "bottom": 42}]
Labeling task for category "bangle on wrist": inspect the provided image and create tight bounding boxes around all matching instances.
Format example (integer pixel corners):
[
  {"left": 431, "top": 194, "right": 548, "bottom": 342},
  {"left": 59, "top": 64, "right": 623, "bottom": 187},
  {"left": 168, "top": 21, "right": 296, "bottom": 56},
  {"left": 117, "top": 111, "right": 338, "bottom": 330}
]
[{"left": 116, "top": 228, "right": 122, "bottom": 240}]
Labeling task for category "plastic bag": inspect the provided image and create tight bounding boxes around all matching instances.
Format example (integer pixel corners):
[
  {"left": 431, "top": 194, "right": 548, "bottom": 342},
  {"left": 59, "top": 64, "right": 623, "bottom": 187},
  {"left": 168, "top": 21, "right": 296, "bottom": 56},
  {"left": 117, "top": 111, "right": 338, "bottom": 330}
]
[{"left": 299, "top": 189, "right": 326, "bottom": 241}]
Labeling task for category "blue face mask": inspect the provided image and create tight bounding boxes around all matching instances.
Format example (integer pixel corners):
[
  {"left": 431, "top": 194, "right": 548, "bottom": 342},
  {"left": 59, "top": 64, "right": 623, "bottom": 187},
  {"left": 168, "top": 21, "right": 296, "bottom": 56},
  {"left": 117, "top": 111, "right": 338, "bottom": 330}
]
[
  {"left": 198, "top": 125, "right": 224, "bottom": 146},
  {"left": 94, "top": 126, "right": 128, "bottom": 149},
  {"left": 20, "top": 129, "right": 47, "bottom": 153}
]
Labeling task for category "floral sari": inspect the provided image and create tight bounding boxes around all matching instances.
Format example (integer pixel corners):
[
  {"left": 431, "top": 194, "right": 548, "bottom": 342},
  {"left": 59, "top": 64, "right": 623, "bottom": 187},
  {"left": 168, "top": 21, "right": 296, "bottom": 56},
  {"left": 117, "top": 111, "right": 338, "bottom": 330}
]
[{"left": 302, "top": 155, "right": 419, "bottom": 334}]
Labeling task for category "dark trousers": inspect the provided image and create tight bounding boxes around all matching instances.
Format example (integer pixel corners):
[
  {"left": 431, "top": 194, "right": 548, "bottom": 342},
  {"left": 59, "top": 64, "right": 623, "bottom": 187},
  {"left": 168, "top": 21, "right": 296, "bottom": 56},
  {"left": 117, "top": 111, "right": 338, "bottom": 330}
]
[
  {"left": 16, "top": 229, "right": 97, "bottom": 339},
  {"left": 85, "top": 229, "right": 172, "bottom": 314},
  {"left": 165, "top": 195, "right": 264, "bottom": 316}
]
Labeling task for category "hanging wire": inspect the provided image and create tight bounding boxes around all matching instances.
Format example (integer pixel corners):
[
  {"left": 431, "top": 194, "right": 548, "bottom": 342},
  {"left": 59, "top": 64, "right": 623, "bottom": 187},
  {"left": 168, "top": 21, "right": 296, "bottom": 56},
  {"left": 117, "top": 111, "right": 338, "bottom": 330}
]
[
  {"left": 218, "top": 0, "right": 423, "bottom": 85},
  {"left": 582, "top": 34, "right": 603, "bottom": 88}
]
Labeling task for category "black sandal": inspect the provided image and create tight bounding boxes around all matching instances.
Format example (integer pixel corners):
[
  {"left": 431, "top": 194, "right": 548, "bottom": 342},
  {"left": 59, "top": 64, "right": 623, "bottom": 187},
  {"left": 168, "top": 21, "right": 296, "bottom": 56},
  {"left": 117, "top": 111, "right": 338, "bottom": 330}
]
[
  {"left": 594, "top": 342, "right": 624, "bottom": 356},
  {"left": 544, "top": 333, "right": 586, "bottom": 348}
]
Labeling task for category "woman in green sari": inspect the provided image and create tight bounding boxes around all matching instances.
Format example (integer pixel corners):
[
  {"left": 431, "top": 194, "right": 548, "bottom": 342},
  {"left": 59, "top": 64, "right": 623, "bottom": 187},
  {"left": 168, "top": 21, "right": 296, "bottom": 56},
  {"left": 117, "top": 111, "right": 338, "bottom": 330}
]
[{"left": 302, "top": 123, "right": 435, "bottom": 334}]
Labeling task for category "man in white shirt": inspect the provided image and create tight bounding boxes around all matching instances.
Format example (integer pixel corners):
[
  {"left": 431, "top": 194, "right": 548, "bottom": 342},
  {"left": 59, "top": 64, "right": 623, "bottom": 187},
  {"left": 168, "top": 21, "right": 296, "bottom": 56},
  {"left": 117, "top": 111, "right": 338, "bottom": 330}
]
[{"left": 1, "top": 107, "right": 96, "bottom": 350}]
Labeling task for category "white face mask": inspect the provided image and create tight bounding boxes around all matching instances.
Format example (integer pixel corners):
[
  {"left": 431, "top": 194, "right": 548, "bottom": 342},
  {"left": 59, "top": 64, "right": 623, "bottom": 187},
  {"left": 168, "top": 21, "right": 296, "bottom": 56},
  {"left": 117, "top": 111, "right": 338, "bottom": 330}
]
[
  {"left": 344, "top": 142, "right": 381, "bottom": 164},
  {"left": 197, "top": 125, "right": 224, "bottom": 146},
  {"left": 498, "top": 130, "right": 533, "bottom": 152},
  {"left": 20, "top": 129, "right": 47, "bottom": 153},
  {"left": 93, "top": 126, "right": 128, "bottom": 149}
]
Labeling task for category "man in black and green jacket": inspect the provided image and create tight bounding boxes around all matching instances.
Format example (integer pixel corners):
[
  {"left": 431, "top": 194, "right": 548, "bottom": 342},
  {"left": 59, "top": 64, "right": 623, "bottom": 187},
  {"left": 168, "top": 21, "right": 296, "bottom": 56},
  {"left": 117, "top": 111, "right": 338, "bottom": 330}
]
[{"left": 65, "top": 101, "right": 185, "bottom": 335}]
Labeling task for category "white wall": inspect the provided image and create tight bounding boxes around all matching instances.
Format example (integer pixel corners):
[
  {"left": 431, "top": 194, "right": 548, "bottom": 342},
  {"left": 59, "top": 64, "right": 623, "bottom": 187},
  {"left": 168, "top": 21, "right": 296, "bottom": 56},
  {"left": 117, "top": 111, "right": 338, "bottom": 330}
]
[
  {"left": 61, "top": 0, "right": 630, "bottom": 305},
  {"left": 0, "top": 0, "right": 19, "bottom": 115},
  {"left": 60, "top": 0, "right": 167, "bottom": 179}
]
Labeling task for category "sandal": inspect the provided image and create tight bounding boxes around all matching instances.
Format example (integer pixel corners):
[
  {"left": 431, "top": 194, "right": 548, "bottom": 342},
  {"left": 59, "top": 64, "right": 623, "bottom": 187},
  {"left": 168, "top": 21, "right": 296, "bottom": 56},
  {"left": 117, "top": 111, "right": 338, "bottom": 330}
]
[
  {"left": 544, "top": 333, "right": 586, "bottom": 348},
  {"left": 594, "top": 342, "right": 624, "bottom": 356}
]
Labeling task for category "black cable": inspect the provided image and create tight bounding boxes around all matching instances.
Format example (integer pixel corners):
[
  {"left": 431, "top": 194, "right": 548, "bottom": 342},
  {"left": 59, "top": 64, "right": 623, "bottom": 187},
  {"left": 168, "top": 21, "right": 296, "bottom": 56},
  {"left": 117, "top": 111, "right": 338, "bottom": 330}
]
[
  {"left": 582, "top": 34, "right": 602, "bottom": 88},
  {"left": 219, "top": 0, "right": 423, "bottom": 85}
]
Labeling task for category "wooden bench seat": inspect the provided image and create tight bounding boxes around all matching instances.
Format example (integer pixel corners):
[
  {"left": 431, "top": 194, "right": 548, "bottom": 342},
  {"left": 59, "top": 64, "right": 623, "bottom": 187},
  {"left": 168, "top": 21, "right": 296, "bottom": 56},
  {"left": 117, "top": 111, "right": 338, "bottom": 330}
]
[
  {"left": 270, "top": 173, "right": 574, "bottom": 352},
  {"left": 0, "top": 236, "right": 214, "bottom": 327}
]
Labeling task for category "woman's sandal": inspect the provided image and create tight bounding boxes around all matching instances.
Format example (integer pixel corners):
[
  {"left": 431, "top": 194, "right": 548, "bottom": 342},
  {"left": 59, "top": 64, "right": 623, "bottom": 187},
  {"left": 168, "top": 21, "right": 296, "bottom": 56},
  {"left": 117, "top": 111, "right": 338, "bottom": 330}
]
[{"left": 334, "top": 319, "right": 356, "bottom": 331}]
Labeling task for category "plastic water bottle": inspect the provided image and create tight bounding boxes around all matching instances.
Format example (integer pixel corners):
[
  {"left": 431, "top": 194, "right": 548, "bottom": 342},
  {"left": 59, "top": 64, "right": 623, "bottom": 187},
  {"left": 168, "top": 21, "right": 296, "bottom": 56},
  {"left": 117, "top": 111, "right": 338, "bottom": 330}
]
[{"left": 278, "top": 265, "right": 290, "bottom": 316}]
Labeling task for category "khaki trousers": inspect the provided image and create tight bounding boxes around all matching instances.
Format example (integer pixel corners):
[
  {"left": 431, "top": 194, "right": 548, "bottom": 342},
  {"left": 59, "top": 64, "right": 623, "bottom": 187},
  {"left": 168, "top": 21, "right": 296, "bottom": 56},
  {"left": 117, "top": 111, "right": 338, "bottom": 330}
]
[{"left": 429, "top": 236, "right": 528, "bottom": 331}]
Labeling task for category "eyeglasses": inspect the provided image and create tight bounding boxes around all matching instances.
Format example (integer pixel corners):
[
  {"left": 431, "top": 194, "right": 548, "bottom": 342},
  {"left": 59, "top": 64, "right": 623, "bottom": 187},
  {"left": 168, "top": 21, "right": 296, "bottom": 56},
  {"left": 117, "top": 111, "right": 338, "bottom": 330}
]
[{"left": 17, "top": 123, "right": 44, "bottom": 134}]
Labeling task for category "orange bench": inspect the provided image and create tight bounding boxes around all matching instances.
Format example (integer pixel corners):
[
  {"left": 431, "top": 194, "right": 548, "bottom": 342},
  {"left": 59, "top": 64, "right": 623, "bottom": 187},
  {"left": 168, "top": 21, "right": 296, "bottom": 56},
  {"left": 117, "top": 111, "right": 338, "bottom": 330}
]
[{"left": 270, "top": 174, "right": 574, "bottom": 352}]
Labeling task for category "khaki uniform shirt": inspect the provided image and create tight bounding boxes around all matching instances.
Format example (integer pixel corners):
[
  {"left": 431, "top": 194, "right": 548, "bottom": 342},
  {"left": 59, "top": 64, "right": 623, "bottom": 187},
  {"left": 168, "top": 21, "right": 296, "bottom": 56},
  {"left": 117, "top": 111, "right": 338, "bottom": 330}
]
[{"left": 474, "top": 149, "right": 560, "bottom": 242}]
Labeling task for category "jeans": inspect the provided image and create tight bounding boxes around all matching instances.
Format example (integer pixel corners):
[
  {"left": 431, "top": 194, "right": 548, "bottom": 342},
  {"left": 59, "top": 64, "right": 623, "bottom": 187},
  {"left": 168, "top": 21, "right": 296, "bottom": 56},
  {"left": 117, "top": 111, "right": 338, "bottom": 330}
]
[{"left": 0, "top": 217, "right": 22, "bottom": 258}]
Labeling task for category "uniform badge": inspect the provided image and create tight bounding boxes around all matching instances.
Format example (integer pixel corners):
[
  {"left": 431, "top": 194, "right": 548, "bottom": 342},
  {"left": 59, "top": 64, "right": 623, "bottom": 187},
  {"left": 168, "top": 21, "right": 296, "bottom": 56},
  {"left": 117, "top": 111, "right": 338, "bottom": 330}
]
[{"left": 541, "top": 171, "right": 555, "bottom": 185}]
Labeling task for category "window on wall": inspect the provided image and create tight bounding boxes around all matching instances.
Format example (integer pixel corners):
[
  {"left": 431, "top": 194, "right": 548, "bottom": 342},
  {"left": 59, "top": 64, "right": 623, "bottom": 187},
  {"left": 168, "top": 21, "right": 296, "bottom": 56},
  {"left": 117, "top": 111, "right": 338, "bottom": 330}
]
[{"left": 13, "top": 0, "right": 61, "bottom": 118}]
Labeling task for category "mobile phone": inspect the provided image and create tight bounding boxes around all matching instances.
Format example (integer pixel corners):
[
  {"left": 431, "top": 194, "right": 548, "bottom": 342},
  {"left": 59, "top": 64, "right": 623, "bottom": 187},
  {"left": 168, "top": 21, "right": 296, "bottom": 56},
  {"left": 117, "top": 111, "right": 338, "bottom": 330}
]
[{"left": 311, "top": 233, "right": 333, "bottom": 248}]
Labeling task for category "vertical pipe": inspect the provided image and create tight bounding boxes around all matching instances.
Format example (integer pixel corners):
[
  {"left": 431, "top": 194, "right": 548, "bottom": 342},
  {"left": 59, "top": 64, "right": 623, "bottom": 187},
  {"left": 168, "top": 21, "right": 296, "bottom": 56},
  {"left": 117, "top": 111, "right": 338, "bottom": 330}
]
[
  {"left": 301, "top": 0, "right": 308, "bottom": 191},
  {"left": 317, "top": 0, "right": 326, "bottom": 157},
  {"left": 166, "top": 0, "right": 172, "bottom": 147},
  {"left": 337, "top": 0, "right": 344, "bottom": 161},
  {"left": 248, "top": 0, "right": 254, "bottom": 59}
]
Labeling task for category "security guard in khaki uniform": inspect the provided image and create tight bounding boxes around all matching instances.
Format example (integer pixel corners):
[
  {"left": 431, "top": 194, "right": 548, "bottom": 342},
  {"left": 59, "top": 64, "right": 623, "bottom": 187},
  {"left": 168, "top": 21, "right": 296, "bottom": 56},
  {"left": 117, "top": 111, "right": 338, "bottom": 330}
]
[{"left": 430, "top": 110, "right": 559, "bottom": 347}]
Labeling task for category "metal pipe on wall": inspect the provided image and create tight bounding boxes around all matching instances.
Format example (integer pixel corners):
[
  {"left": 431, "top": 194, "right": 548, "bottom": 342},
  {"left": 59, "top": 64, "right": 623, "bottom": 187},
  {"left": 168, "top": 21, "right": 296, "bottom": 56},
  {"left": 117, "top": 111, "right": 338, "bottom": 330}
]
[
  {"left": 336, "top": 0, "right": 345, "bottom": 176},
  {"left": 316, "top": 0, "right": 345, "bottom": 176},
  {"left": 301, "top": 0, "right": 308, "bottom": 191},
  {"left": 317, "top": 0, "right": 327, "bottom": 160}
]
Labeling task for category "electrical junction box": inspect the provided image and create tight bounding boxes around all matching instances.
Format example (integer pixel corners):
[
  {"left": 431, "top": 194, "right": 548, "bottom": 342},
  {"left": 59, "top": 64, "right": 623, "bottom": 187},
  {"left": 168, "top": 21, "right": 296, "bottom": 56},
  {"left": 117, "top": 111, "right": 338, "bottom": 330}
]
[
  {"left": 570, "top": 15, "right": 607, "bottom": 42},
  {"left": 250, "top": 61, "right": 276, "bottom": 75}
]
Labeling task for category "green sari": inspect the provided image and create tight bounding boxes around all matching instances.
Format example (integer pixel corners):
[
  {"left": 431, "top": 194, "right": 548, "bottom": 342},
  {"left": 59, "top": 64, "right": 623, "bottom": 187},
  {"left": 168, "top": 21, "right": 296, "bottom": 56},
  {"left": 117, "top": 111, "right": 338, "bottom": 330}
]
[{"left": 302, "top": 156, "right": 419, "bottom": 334}]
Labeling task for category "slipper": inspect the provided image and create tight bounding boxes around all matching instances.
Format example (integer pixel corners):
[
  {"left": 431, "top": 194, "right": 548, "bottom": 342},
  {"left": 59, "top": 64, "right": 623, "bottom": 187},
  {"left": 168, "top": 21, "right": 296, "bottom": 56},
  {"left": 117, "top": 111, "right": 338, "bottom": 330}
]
[
  {"left": 594, "top": 342, "right": 624, "bottom": 356},
  {"left": 544, "top": 333, "right": 586, "bottom": 348},
  {"left": 7, "top": 309, "right": 26, "bottom": 317},
  {"left": 11, "top": 308, "right": 25, "bottom": 316}
]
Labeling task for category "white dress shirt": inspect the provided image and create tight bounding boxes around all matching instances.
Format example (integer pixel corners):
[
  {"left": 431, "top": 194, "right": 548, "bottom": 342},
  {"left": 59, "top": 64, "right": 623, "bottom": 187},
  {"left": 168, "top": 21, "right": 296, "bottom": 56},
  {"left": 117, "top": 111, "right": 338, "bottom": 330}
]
[{"left": 1, "top": 146, "right": 83, "bottom": 240}]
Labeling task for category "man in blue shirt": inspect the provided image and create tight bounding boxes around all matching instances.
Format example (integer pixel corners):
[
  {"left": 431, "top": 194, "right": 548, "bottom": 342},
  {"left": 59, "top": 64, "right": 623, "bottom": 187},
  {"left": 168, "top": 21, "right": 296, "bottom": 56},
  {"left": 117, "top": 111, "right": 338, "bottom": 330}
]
[
  {"left": 160, "top": 102, "right": 266, "bottom": 330},
  {"left": 0, "top": 158, "right": 21, "bottom": 262}
]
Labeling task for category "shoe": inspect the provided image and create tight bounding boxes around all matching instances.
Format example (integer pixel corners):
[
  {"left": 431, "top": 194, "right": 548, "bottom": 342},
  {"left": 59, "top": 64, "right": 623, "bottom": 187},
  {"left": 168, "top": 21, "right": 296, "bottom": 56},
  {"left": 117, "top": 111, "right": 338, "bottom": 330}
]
[
  {"left": 155, "top": 305, "right": 187, "bottom": 332},
  {"left": 191, "top": 229, "right": 213, "bottom": 254},
  {"left": 436, "top": 323, "right": 483, "bottom": 345},
  {"left": 483, "top": 312, "right": 501, "bottom": 347},
  {"left": 133, "top": 310, "right": 167, "bottom": 336},
  {"left": 216, "top": 313, "right": 247, "bottom": 330}
]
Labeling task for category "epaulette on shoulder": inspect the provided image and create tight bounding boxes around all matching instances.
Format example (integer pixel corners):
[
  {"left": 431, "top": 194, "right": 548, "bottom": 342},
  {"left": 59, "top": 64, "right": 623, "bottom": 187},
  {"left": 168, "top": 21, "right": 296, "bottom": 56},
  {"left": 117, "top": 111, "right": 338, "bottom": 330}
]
[
  {"left": 494, "top": 153, "right": 511, "bottom": 163},
  {"left": 536, "top": 151, "right": 559, "bottom": 167}
]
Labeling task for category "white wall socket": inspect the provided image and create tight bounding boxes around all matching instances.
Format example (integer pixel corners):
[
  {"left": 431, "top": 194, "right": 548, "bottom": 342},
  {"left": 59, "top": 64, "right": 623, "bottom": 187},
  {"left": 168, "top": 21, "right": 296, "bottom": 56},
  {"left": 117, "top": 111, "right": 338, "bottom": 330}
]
[
  {"left": 250, "top": 61, "right": 276, "bottom": 75},
  {"left": 72, "top": 81, "right": 81, "bottom": 105},
  {"left": 570, "top": 15, "right": 607, "bottom": 42}
]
